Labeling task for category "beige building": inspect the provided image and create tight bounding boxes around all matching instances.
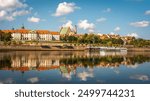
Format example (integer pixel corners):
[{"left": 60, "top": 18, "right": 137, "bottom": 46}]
[
  {"left": 51, "top": 32, "right": 60, "bottom": 40},
  {"left": 36, "top": 30, "right": 52, "bottom": 41},
  {"left": 2, "top": 27, "right": 60, "bottom": 41}
]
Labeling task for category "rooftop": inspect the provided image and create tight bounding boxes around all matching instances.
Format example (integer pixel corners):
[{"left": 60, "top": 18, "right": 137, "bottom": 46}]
[
  {"left": 60, "top": 27, "right": 71, "bottom": 35},
  {"left": 2, "top": 29, "right": 60, "bottom": 35}
]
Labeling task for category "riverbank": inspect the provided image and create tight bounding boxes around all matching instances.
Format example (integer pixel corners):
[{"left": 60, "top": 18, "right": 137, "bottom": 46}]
[
  {"left": 0, "top": 45, "right": 85, "bottom": 51},
  {"left": 0, "top": 45, "right": 150, "bottom": 52},
  {"left": 127, "top": 47, "right": 150, "bottom": 52}
]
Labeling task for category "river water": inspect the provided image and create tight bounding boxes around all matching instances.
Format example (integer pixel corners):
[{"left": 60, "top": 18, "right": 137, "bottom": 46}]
[{"left": 0, "top": 51, "right": 150, "bottom": 84}]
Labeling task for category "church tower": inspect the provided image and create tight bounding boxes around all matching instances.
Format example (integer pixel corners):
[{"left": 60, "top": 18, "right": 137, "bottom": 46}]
[{"left": 21, "top": 24, "right": 25, "bottom": 29}]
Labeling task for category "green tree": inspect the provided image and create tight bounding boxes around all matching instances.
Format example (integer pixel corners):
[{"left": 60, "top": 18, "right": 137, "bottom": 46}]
[
  {"left": 129, "top": 38, "right": 150, "bottom": 47},
  {"left": 67, "top": 36, "right": 78, "bottom": 43},
  {"left": 0, "top": 30, "right": 4, "bottom": 41},
  {"left": 0, "top": 31, "right": 12, "bottom": 42}
]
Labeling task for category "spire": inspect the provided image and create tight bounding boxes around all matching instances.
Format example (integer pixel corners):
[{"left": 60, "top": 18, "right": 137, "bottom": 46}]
[
  {"left": 21, "top": 24, "right": 25, "bottom": 29},
  {"left": 74, "top": 25, "right": 77, "bottom": 34},
  {"left": 12, "top": 27, "right": 15, "bottom": 30}
]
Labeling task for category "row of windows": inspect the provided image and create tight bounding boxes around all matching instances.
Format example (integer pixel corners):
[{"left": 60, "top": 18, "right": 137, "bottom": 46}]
[{"left": 12, "top": 36, "right": 59, "bottom": 41}]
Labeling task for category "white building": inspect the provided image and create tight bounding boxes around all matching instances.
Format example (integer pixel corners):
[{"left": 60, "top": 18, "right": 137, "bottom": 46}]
[
  {"left": 12, "top": 32, "right": 22, "bottom": 41},
  {"left": 2, "top": 27, "right": 60, "bottom": 41},
  {"left": 51, "top": 32, "right": 60, "bottom": 40},
  {"left": 27, "top": 30, "right": 37, "bottom": 41},
  {"left": 37, "top": 30, "right": 52, "bottom": 41}
]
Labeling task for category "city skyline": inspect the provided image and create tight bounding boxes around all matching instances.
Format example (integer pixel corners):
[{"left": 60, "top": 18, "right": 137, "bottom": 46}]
[{"left": 0, "top": 0, "right": 150, "bottom": 39}]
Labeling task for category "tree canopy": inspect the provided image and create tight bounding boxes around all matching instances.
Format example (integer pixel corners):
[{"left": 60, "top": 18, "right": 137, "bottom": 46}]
[{"left": 0, "top": 30, "right": 12, "bottom": 42}]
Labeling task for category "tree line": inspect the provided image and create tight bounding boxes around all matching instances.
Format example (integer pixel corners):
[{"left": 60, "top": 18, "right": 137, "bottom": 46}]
[
  {"left": 0, "top": 30, "right": 150, "bottom": 47},
  {"left": 61, "top": 34, "right": 150, "bottom": 47},
  {"left": 61, "top": 34, "right": 124, "bottom": 46},
  {"left": 128, "top": 38, "right": 150, "bottom": 47}
]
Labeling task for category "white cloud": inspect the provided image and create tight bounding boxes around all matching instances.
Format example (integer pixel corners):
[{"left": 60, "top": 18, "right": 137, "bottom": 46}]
[
  {"left": 103, "top": 8, "right": 111, "bottom": 13},
  {"left": 27, "top": 77, "right": 39, "bottom": 83},
  {"left": 127, "top": 32, "right": 139, "bottom": 38},
  {"left": 145, "top": 10, "right": 150, "bottom": 15},
  {"left": 12, "top": 10, "right": 30, "bottom": 16},
  {"left": 5, "top": 16, "right": 14, "bottom": 21},
  {"left": 78, "top": 19, "right": 95, "bottom": 32},
  {"left": 0, "top": 10, "right": 7, "bottom": 17},
  {"left": 62, "top": 20, "right": 74, "bottom": 29},
  {"left": 96, "top": 17, "right": 107, "bottom": 22},
  {"left": 0, "top": 0, "right": 27, "bottom": 11},
  {"left": 62, "top": 73, "right": 72, "bottom": 80},
  {"left": 114, "top": 26, "right": 121, "bottom": 31},
  {"left": 0, "top": 10, "right": 14, "bottom": 21},
  {"left": 130, "top": 74, "right": 149, "bottom": 81},
  {"left": 0, "top": 0, "right": 30, "bottom": 21},
  {"left": 53, "top": 2, "right": 80, "bottom": 16},
  {"left": 28, "top": 16, "right": 40, "bottom": 23},
  {"left": 110, "top": 32, "right": 115, "bottom": 35},
  {"left": 88, "top": 29, "right": 94, "bottom": 33},
  {"left": 77, "top": 71, "right": 94, "bottom": 81},
  {"left": 130, "top": 21, "right": 149, "bottom": 27}
]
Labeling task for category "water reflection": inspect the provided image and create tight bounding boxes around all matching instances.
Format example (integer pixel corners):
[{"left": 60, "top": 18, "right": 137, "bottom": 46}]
[
  {"left": 27, "top": 77, "right": 39, "bottom": 83},
  {"left": 0, "top": 51, "right": 150, "bottom": 84},
  {"left": 0, "top": 78, "right": 15, "bottom": 84},
  {"left": 77, "top": 69, "right": 94, "bottom": 81},
  {"left": 130, "top": 74, "right": 149, "bottom": 81}
]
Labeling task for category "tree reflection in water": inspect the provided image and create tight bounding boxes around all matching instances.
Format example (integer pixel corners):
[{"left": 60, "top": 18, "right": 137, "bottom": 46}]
[
  {"left": 0, "top": 56, "right": 12, "bottom": 68},
  {"left": 0, "top": 51, "right": 150, "bottom": 84},
  {"left": 0, "top": 51, "right": 150, "bottom": 71}
]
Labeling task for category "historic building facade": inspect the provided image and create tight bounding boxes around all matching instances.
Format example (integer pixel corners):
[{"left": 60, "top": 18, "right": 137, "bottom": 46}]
[
  {"left": 2, "top": 27, "right": 60, "bottom": 41},
  {"left": 59, "top": 26, "right": 77, "bottom": 36}
]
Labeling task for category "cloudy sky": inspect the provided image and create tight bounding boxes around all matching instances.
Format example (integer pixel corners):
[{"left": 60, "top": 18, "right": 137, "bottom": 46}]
[{"left": 0, "top": 0, "right": 150, "bottom": 39}]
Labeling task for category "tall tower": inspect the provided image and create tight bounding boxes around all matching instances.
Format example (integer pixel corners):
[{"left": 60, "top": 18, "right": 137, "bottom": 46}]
[
  {"left": 74, "top": 25, "right": 77, "bottom": 34},
  {"left": 21, "top": 24, "right": 25, "bottom": 29},
  {"left": 12, "top": 27, "right": 15, "bottom": 30}
]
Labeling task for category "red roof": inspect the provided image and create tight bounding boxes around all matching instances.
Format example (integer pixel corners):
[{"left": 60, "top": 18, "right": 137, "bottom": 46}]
[
  {"left": 2, "top": 29, "right": 30, "bottom": 34},
  {"left": 50, "top": 66, "right": 59, "bottom": 69},
  {"left": 2, "top": 29, "right": 60, "bottom": 35},
  {"left": 2, "top": 30, "right": 16, "bottom": 33},
  {"left": 37, "top": 67, "right": 49, "bottom": 71},
  {"left": 50, "top": 31, "right": 59, "bottom": 35},
  {"left": 18, "top": 66, "right": 30, "bottom": 72},
  {"left": 15, "top": 29, "right": 30, "bottom": 33},
  {"left": 36, "top": 30, "right": 50, "bottom": 34}
]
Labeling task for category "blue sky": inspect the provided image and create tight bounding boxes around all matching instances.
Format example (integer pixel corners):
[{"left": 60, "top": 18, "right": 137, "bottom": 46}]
[{"left": 0, "top": 0, "right": 150, "bottom": 39}]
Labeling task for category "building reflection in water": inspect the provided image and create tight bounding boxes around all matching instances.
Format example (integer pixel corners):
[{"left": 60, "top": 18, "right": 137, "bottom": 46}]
[{"left": 0, "top": 51, "right": 150, "bottom": 80}]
